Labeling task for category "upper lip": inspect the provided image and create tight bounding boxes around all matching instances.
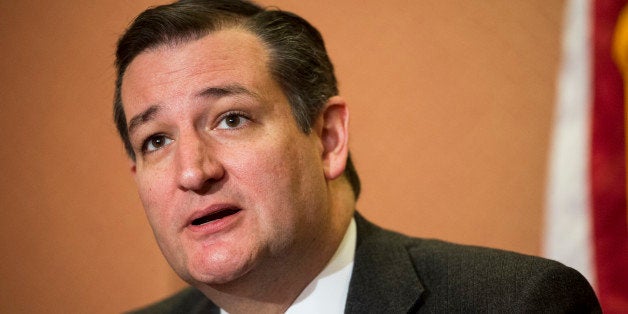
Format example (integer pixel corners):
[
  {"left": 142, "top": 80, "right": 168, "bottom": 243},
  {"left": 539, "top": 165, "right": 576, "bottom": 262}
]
[{"left": 185, "top": 203, "right": 242, "bottom": 228}]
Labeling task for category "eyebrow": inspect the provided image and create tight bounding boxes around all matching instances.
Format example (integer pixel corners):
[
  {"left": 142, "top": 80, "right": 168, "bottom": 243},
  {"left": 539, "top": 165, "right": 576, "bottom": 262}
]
[
  {"left": 126, "top": 84, "right": 259, "bottom": 135},
  {"left": 128, "top": 105, "right": 160, "bottom": 136},
  {"left": 196, "top": 84, "right": 259, "bottom": 99}
]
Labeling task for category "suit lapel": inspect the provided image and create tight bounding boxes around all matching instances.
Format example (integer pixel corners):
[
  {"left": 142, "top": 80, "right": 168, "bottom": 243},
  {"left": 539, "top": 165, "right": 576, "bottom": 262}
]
[{"left": 344, "top": 213, "right": 425, "bottom": 313}]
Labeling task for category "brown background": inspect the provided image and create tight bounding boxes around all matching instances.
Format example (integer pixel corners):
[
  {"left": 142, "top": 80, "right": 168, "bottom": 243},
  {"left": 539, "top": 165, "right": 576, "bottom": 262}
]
[{"left": 0, "top": 0, "right": 564, "bottom": 312}]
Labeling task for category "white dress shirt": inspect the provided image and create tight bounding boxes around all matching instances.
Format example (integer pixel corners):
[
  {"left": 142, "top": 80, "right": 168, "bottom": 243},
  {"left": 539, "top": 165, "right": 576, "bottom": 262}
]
[
  {"left": 285, "top": 218, "right": 357, "bottom": 314},
  {"left": 220, "top": 218, "right": 357, "bottom": 314}
]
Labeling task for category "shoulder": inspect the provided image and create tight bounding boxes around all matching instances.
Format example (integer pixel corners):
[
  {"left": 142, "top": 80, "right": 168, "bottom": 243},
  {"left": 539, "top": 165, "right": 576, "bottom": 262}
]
[
  {"left": 353, "top": 213, "right": 601, "bottom": 312},
  {"left": 127, "top": 287, "right": 217, "bottom": 314},
  {"left": 406, "top": 236, "right": 563, "bottom": 277},
  {"left": 406, "top": 238, "right": 600, "bottom": 312}
]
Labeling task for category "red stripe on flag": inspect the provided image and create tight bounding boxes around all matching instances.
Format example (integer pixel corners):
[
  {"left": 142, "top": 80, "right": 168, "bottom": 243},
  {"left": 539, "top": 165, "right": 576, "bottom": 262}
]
[{"left": 592, "top": 0, "right": 628, "bottom": 312}]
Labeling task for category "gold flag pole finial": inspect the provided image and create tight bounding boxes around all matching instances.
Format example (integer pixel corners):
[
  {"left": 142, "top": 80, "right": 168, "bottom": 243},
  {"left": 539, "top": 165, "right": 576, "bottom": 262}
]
[{"left": 611, "top": 4, "right": 628, "bottom": 227}]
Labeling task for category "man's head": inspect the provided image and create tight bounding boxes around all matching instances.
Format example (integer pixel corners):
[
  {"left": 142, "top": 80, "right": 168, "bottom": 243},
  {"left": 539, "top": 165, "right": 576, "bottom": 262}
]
[
  {"left": 114, "top": 0, "right": 358, "bottom": 292},
  {"left": 114, "top": 0, "right": 360, "bottom": 198}
]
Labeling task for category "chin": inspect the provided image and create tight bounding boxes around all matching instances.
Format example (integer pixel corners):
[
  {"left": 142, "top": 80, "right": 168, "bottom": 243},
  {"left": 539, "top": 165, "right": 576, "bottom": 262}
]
[{"left": 182, "top": 248, "right": 256, "bottom": 286}]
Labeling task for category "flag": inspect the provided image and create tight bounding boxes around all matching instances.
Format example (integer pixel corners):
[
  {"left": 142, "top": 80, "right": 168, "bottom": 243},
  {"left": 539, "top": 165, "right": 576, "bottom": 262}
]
[{"left": 545, "top": 0, "right": 628, "bottom": 312}]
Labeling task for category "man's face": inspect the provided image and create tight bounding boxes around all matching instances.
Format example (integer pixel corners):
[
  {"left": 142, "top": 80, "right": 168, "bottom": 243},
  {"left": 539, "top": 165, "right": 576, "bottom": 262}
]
[{"left": 120, "top": 29, "right": 333, "bottom": 285}]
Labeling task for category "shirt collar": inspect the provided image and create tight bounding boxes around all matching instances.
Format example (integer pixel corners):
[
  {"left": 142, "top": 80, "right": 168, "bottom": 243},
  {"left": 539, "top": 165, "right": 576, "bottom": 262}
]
[
  {"left": 285, "top": 217, "right": 357, "bottom": 314},
  {"left": 220, "top": 218, "right": 357, "bottom": 314}
]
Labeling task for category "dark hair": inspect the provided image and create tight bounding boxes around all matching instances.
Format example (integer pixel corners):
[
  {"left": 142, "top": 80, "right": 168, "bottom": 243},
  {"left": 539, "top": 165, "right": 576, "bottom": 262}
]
[{"left": 114, "top": 0, "right": 360, "bottom": 198}]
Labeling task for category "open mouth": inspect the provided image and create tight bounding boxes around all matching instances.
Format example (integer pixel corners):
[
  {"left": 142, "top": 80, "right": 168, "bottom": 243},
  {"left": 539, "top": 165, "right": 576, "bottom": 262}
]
[{"left": 191, "top": 208, "right": 241, "bottom": 226}]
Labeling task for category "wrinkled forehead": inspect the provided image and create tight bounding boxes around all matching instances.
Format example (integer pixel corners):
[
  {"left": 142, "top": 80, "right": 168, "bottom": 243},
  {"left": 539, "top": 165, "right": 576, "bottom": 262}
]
[
  {"left": 120, "top": 28, "right": 274, "bottom": 110},
  {"left": 124, "top": 28, "right": 269, "bottom": 82}
]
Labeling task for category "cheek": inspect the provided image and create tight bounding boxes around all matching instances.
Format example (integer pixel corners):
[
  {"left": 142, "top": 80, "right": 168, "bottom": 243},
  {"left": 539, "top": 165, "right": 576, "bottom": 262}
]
[
  {"left": 229, "top": 140, "right": 305, "bottom": 190},
  {"left": 229, "top": 134, "right": 325, "bottom": 214},
  {"left": 135, "top": 168, "right": 175, "bottom": 227}
]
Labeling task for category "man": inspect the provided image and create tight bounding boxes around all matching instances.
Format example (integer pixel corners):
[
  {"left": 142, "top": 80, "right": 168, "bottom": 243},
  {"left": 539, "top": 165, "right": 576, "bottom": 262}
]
[{"left": 114, "top": 0, "right": 601, "bottom": 312}]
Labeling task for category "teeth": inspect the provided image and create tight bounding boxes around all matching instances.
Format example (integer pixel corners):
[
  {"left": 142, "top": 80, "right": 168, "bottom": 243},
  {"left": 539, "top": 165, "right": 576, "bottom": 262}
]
[{"left": 191, "top": 208, "right": 240, "bottom": 226}]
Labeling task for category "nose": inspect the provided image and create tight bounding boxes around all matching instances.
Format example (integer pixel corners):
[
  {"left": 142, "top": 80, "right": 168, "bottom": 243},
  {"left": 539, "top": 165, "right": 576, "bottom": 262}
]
[{"left": 175, "top": 132, "right": 224, "bottom": 192}]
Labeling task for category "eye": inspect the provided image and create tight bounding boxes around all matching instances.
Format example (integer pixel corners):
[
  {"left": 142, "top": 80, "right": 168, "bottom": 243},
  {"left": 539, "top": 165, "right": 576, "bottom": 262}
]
[
  {"left": 215, "top": 112, "right": 250, "bottom": 130},
  {"left": 142, "top": 134, "right": 173, "bottom": 153}
]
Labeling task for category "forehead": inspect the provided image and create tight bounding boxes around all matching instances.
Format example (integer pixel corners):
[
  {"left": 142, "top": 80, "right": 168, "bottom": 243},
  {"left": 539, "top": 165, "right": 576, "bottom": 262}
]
[{"left": 121, "top": 28, "right": 273, "bottom": 112}]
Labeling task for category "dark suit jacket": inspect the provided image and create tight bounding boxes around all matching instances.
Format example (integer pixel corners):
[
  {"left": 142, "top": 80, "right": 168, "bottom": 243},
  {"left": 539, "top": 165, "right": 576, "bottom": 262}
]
[{"left": 130, "top": 213, "right": 601, "bottom": 313}]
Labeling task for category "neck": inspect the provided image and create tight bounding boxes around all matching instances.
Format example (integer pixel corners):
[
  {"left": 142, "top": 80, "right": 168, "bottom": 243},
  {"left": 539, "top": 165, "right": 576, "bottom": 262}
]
[{"left": 199, "top": 180, "right": 356, "bottom": 314}]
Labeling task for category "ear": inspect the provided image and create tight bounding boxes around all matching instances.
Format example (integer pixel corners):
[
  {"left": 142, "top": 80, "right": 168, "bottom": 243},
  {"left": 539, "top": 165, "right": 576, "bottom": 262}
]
[{"left": 317, "top": 96, "right": 349, "bottom": 180}]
